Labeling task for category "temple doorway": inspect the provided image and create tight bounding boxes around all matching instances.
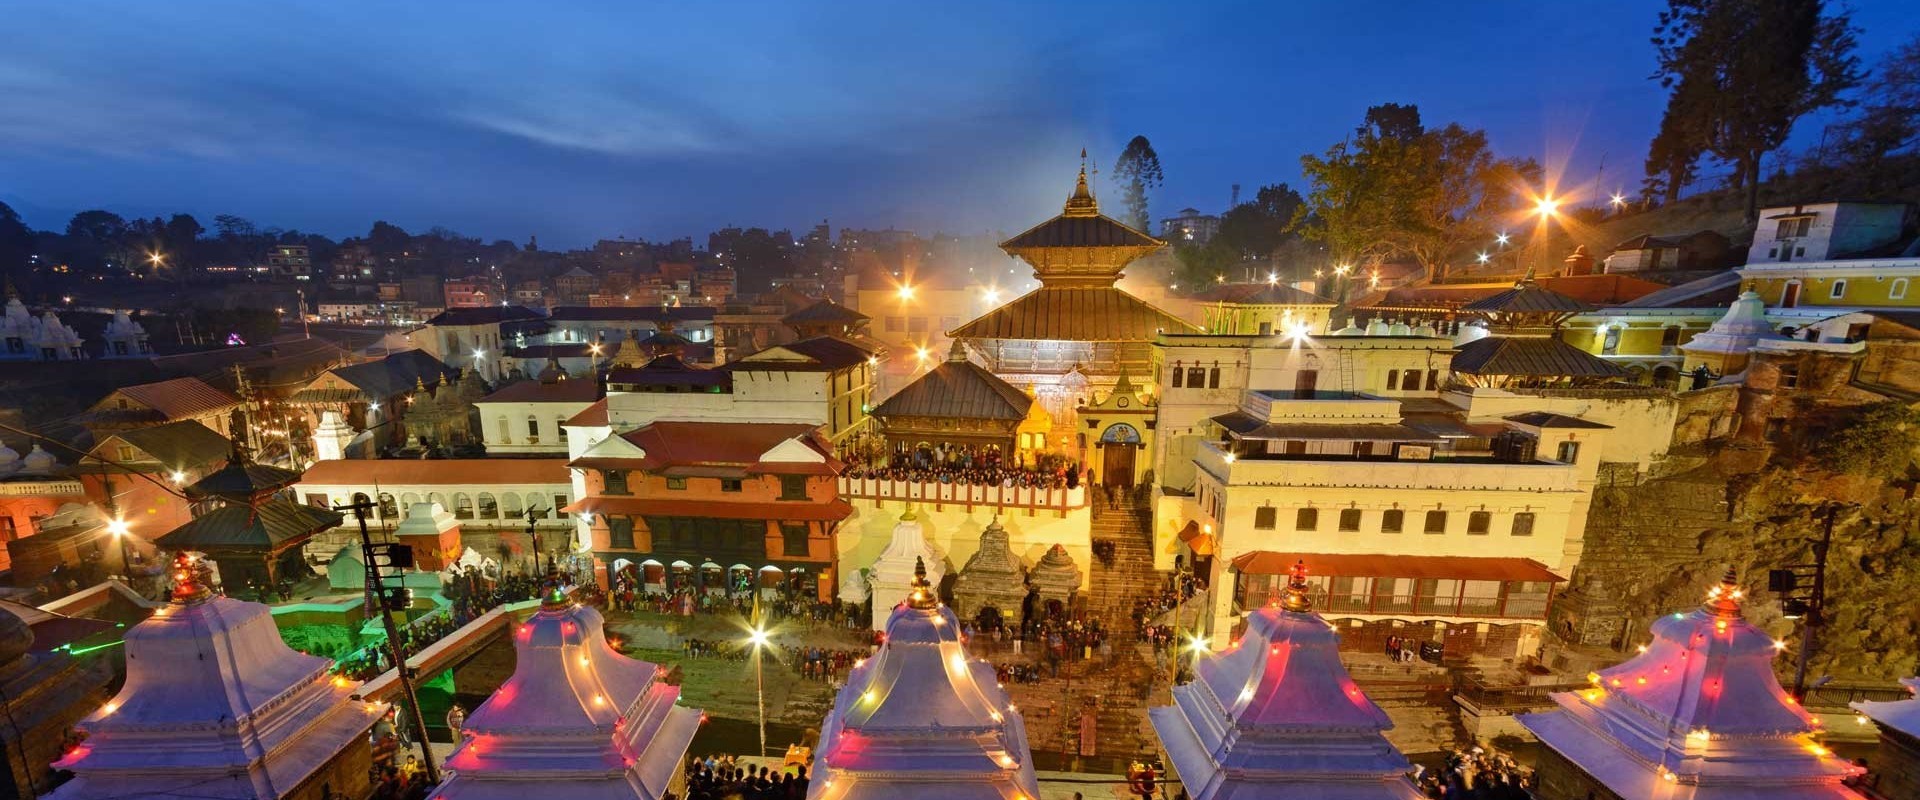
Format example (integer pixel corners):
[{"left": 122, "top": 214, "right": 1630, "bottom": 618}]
[{"left": 1099, "top": 423, "right": 1142, "bottom": 488}]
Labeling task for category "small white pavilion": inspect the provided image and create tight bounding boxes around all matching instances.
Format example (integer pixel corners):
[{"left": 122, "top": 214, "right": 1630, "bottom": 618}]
[
  {"left": 51, "top": 553, "right": 384, "bottom": 799},
  {"left": 809, "top": 557, "right": 1038, "bottom": 800},
  {"left": 1519, "top": 568, "right": 1865, "bottom": 799},
  {"left": 1150, "top": 560, "right": 1420, "bottom": 800},
  {"left": 429, "top": 589, "right": 701, "bottom": 799},
  {"left": 865, "top": 507, "right": 946, "bottom": 629}
]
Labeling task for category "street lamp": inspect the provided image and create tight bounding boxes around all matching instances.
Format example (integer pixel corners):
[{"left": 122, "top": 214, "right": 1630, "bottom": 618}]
[
  {"left": 1534, "top": 196, "right": 1561, "bottom": 218},
  {"left": 106, "top": 517, "right": 133, "bottom": 578},
  {"left": 897, "top": 284, "right": 915, "bottom": 301},
  {"left": 746, "top": 626, "right": 771, "bottom": 757}
]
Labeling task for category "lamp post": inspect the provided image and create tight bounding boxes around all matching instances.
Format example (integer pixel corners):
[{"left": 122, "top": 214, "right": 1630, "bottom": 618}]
[
  {"left": 746, "top": 626, "right": 770, "bottom": 758},
  {"left": 106, "top": 516, "right": 133, "bottom": 580}
]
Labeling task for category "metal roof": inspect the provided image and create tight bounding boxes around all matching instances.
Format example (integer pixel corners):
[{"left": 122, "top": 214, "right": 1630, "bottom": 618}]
[
  {"left": 109, "top": 377, "right": 241, "bottom": 421},
  {"left": 425, "top": 305, "right": 548, "bottom": 326},
  {"left": 106, "top": 420, "right": 233, "bottom": 468},
  {"left": 1211, "top": 411, "right": 1441, "bottom": 442},
  {"left": 1459, "top": 281, "right": 1597, "bottom": 314},
  {"left": 950, "top": 286, "right": 1199, "bottom": 341},
  {"left": 724, "top": 336, "right": 876, "bottom": 372},
  {"left": 1503, "top": 411, "right": 1614, "bottom": 429},
  {"left": 1449, "top": 336, "right": 1633, "bottom": 378},
  {"left": 1000, "top": 214, "right": 1162, "bottom": 250},
  {"left": 781, "top": 299, "right": 868, "bottom": 325},
  {"left": 155, "top": 499, "right": 341, "bottom": 552},
  {"left": 185, "top": 461, "right": 302, "bottom": 502},
  {"left": 874, "top": 357, "right": 1032, "bottom": 422},
  {"left": 323, "top": 349, "right": 457, "bottom": 399},
  {"left": 1189, "top": 283, "right": 1334, "bottom": 306}
]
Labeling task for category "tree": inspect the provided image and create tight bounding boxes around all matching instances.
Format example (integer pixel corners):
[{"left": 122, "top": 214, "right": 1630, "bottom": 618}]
[
  {"left": 367, "top": 220, "right": 410, "bottom": 256},
  {"left": 213, "top": 214, "right": 257, "bottom": 240},
  {"left": 1297, "top": 105, "right": 1424, "bottom": 266},
  {"left": 1831, "top": 33, "right": 1920, "bottom": 174},
  {"left": 1813, "top": 401, "right": 1920, "bottom": 479},
  {"left": 1398, "top": 124, "right": 1538, "bottom": 281},
  {"left": 65, "top": 210, "right": 127, "bottom": 243},
  {"left": 0, "top": 202, "right": 33, "bottom": 273},
  {"left": 1172, "top": 240, "right": 1238, "bottom": 289},
  {"left": 1652, "top": 0, "right": 1861, "bottom": 225},
  {"left": 1111, "top": 136, "right": 1164, "bottom": 232},
  {"left": 1643, "top": 95, "right": 1708, "bottom": 204},
  {"left": 1214, "top": 183, "right": 1304, "bottom": 261}
]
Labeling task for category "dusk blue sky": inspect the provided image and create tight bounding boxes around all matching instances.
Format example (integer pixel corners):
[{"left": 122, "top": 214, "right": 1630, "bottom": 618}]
[{"left": 2, "top": 0, "right": 1913, "bottom": 247}]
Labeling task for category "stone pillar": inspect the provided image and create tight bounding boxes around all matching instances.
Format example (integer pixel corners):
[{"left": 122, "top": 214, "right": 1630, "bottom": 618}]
[{"left": 313, "top": 410, "right": 356, "bottom": 461}]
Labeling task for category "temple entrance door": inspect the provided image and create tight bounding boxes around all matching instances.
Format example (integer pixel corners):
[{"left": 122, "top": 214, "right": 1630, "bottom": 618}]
[
  {"left": 1102, "top": 443, "right": 1136, "bottom": 488},
  {"left": 1098, "top": 423, "right": 1144, "bottom": 488}
]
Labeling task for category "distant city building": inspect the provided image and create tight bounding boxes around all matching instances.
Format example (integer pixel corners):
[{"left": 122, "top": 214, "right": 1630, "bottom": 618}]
[
  {"left": 1160, "top": 207, "right": 1221, "bottom": 245},
  {"left": 265, "top": 244, "right": 311, "bottom": 278}
]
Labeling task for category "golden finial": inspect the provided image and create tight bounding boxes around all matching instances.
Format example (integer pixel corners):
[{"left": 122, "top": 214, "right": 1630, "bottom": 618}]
[
  {"left": 1703, "top": 566, "right": 1744, "bottom": 618},
  {"left": 169, "top": 551, "right": 212, "bottom": 605},
  {"left": 1063, "top": 162, "right": 1099, "bottom": 217},
  {"left": 1278, "top": 560, "right": 1313, "bottom": 613},
  {"left": 907, "top": 556, "right": 937, "bottom": 609}
]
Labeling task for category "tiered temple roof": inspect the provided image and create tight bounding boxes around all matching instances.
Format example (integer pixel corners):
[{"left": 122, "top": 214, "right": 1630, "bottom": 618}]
[
  {"left": 809, "top": 559, "right": 1038, "bottom": 800},
  {"left": 1150, "top": 562, "right": 1420, "bottom": 799},
  {"left": 50, "top": 554, "right": 383, "bottom": 799},
  {"left": 1518, "top": 569, "right": 1864, "bottom": 799},
  {"left": 949, "top": 168, "right": 1195, "bottom": 343},
  {"left": 431, "top": 591, "right": 701, "bottom": 799}
]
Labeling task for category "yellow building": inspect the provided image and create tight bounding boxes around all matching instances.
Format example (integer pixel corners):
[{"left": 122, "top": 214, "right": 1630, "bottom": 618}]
[
  {"left": 1739, "top": 257, "right": 1920, "bottom": 310},
  {"left": 1188, "top": 282, "right": 1338, "bottom": 336}
]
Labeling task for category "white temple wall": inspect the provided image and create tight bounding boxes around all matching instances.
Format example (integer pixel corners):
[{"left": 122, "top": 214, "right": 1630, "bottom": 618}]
[{"left": 837, "top": 499, "right": 1091, "bottom": 598}]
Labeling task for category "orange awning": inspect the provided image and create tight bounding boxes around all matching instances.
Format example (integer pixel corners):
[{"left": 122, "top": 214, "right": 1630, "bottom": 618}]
[
  {"left": 1229, "top": 551, "right": 1564, "bottom": 583},
  {"left": 565, "top": 496, "right": 853, "bottom": 522},
  {"left": 1176, "top": 520, "right": 1216, "bottom": 556}
]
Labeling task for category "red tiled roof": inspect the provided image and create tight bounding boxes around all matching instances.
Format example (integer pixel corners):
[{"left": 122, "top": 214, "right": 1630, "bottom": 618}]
[
  {"left": 297, "top": 458, "right": 570, "bottom": 486},
  {"left": 574, "top": 421, "right": 839, "bottom": 473},
  {"left": 1229, "top": 551, "right": 1565, "bottom": 582},
  {"left": 111, "top": 377, "right": 241, "bottom": 421},
  {"left": 564, "top": 496, "right": 853, "bottom": 522},
  {"left": 564, "top": 399, "right": 609, "bottom": 427}
]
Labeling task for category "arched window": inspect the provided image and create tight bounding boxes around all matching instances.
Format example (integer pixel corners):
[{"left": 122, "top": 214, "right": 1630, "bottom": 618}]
[
  {"left": 401, "top": 492, "right": 421, "bottom": 513},
  {"left": 556, "top": 419, "right": 568, "bottom": 441},
  {"left": 453, "top": 493, "right": 474, "bottom": 520},
  {"left": 428, "top": 492, "right": 449, "bottom": 512},
  {"left": 528, "top": 493, "right": 550, "bottom": 519},
  {"left": 496, "top": 416, "right": 511, "bottom": 442},
  {"left": 477, "top": 492, "right": 498, "bottom": 519},
  {"left": 526, "top": 416, "right": 541, "bottom": 442},
  {"left": 352, "top": 492, "right": 371, "bottom": 513},
  {"left": 377, "top": 493, "right": 398, "bottom": 518},
  {"left": 503, "top": 492, "right": 523, "bottom": 518}
]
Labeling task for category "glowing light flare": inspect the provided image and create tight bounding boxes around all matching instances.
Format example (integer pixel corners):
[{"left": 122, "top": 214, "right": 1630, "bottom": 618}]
[
  {"left": 897, "top": 285, "right": 916, "bottom": 300},
  {"left": 747, "top": 627, "right": 770, "bottom": 648},
  {"left": 1495, "top": 233, "right": 1511, "bottom": 246},
  {"left": 106, "top": 518, "right": 130, "bottom": 537},
  {"left": 1610, "top": 192, "right": 1628, "bottom": 207},
  {"left": 1476, "top": 252, "right": 1490, "bottom": 264},
  {"left": 983, "top": 289, "right": 1001, "bottom": 304},
  {"left": 170, "top": 471, "right": 186, "bottom": 483},
  {"left": 1534, "top": 196, "right": 1561, "bottom": 217},
  {"left": 1266, "top": 271, "right": 1279, "bottom": 285}
]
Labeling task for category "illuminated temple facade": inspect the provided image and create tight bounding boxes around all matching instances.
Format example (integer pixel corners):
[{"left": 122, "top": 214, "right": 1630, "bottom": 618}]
[{"left": 949, "top": 168, "right": 1197, "bottom": 440}]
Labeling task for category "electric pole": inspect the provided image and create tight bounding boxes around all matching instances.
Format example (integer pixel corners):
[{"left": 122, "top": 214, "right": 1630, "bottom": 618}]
[
  {"left": 337, "top": 498, "right": 439, "bottom": 784},
  {"left": 1772, "top": 504, "right": 1840, "bottom": 702}
]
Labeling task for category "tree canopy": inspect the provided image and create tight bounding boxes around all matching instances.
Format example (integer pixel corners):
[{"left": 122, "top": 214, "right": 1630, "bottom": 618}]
[
  {"left": 1650, "top": 0, "right": 1861, "bottom": 223},
  {"left": 1111, "top": 136, "right": 1164, "bottom": 232},
  {"left": 1298, "top": 104, "right": 1535, "bottom": 279}
]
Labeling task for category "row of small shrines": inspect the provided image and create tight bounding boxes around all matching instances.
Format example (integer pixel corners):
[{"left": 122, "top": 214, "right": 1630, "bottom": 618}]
[{"left": 27, "top": 554, "right": 1906, "bottom": 800}]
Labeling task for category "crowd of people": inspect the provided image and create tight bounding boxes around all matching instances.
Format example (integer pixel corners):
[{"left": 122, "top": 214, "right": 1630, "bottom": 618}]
[
  {"left": 1413, "top": 748, "right": 1534, "bottom": 798},
  {"left": 991, "top": 661, "right": 1047, "bottom": 684},
  {"left": 684, "top": 756, "right": 808, "bottom": 800},
  {"left": 845, "top": 443, "right": 1083, "bottom": 490},
  {"left": 333, "top": 568, "right": 559, "bottom": 681}
]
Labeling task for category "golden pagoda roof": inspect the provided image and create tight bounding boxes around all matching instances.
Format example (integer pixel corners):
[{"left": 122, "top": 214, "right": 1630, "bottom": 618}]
[
  {"left": 950, "top": 285, "right": 1199, "bottom": 342},
  {"left": 999, "top": 167, "right": 1165, "bottom": 289}
]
